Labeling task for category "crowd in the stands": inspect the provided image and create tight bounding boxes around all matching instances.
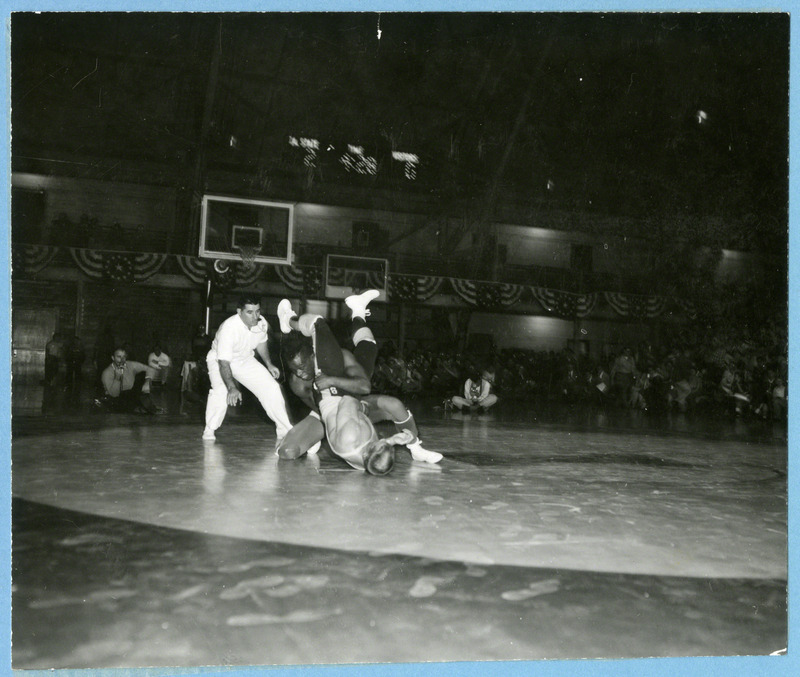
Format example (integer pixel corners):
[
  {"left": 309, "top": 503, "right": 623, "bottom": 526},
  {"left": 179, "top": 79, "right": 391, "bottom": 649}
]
[{"left": 369, "top": 317, "right": 788, "bottom": 420}]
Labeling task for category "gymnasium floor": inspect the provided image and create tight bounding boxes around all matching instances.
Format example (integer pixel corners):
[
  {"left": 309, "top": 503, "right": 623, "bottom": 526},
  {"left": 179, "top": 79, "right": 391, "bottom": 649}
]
[{"left": 10, "top": 394, "right": 788, "bottom": 669}]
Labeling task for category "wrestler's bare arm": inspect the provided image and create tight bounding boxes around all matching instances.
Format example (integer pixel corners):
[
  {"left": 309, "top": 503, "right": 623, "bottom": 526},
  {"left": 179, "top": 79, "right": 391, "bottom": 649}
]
[{"left": 315, "top": 349, "right": 371, "bottom": 395}]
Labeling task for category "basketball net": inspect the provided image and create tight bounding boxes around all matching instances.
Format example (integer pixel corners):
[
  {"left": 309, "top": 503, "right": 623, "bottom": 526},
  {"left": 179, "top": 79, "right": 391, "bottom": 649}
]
[{"left": 235, "top": 245, "right": 260, "bottom": 271}]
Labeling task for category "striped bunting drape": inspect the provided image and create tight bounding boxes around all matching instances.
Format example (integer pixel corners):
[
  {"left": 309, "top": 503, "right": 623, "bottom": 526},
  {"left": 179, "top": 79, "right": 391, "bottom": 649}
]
[
  {"left": 604, "top": 292, "right": 668, "bottom": 318},
  {"left": 12, "top": 245, "right": 60, "bottom": 275}
]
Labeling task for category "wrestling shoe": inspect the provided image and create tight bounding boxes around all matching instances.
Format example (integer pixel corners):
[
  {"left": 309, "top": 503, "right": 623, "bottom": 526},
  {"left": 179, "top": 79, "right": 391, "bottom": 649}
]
[
  {"left": 345, "top": 289, "right": 380, "bottom": 320},
  {"left": 407, "top": 440, "right": 443, "bottom": 464},
  {"left": 202, "top": 427, "right": 216, "bottom": 441},
  {"left": 277, "top": 299, "right": 297, "bottom": 333}
]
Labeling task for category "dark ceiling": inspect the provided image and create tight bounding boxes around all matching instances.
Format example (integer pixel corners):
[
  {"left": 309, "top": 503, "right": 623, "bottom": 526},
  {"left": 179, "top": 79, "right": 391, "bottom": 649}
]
[{"left": 10, "top": 12, "right": 790, "bottom": 250}]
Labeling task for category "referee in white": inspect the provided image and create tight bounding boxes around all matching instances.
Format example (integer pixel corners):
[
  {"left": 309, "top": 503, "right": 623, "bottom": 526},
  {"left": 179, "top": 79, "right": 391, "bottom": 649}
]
[{"left": 202, "top": 293, "right": 292, "bottom": 443}]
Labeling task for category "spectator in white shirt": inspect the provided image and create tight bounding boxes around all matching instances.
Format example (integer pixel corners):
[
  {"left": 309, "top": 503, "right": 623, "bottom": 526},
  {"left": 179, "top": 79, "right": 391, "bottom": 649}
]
[
  {"left": 147, "top": 344, "right": 172, "bottom": 388},
  {"left": 450, "top": 370, "right": 498, "bottom": 413}
]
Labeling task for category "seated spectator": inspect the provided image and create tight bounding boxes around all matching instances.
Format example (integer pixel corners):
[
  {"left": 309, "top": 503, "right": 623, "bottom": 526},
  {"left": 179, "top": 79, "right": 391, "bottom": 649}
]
[
  {"left": 559, "top": 356, "right": 584, "bottom": 402},
  {"left": 450, "top": 371, "right": 498, "bottom": 413},
  {"left": 384, "top": 356, "right": 409, "bottom": 394},
  {"left": 96, "top": 347, "right": 157, "bottom": 414},
  {"left": 370, "top": 355, "right": 395, "bottom": 394},
  {"left": 402, "top": 358, "right": 424, "bottom": 395},
  {"left": 752, "top": 368, "right": 776, "bottom": 420},
  {"left": 668, "top": 349, "right": 697, "bottom": 413},
  {"left": 147, "top": 344, "right": 172, "bottom": 387},
  {"left": 719, "top": 360, "right": 750, "bottom": 416},
  {"left": 611, "top": 347, "right": 637, "bottom": 407},
  {"left": 771, "top": 378, "right": 786, "bottom": 420},
  {"left": 629, "top": 371, "right": 650, "bottom": 410},
  {"left": 590, "top": 363, "right": 612, "bottom": 404},
  {"left": 43, "top": 332, "right": 64, "bottom": 386}
]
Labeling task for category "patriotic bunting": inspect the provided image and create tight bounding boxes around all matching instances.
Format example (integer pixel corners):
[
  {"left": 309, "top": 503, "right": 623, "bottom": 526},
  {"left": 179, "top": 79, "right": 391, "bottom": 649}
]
[
  {"left": 176, "top": 255, "right": 208, "bottom": 285},
  {"left": 234, "top": 263, "right": 263, "bottom": 288},
  {"left": 492, "top": 282, "right": 523, "bottom": 307},
  {"left": 69, "top": 247, "right": 106, "bottom": 279},
  {"left": 530, "top": 288, "right": 597, "bottom": 318},
  {"left": 389, "top": 275, "right": 418, "bottom": 302},
  {"left": 69, "top": 248, "right": 168, "bottom": 283},
  {"left": 388, "top": 275, "right": 444, "bottom": 303},
  {"left": 274, "top": 264, "right": 305, "bottom": 291},
  {"left": 16, "top": 245, "right": 698, "bottom": 322},
  {"left": 531, "top": 287, "right": 576, "bottom": 317},
  {"left": 302, "top": 267, "right": 323, "bottom": 296},
  {"left": 415, "top": 275, "right": 444, "bottom": 301},
  {"left": 12, "top": 245, "right": 59, "bottom": 275},
  {"left": 103, "top": 252, "right": 136, "bottom": 283},
  {"left": 176, "top": 255, "right": 263, "bottom": 288},
  {"left": 450, "top": 278, "right": 523, "bottom": 308},
  {"left": 450, "top": 277, "right": 479, "bottom": 305},
  {"left": 604, "top": 292, "right": 667, "bottom": 318},
  {"left": 274, "top": 265, "right": 323, "bottom": 296},
  {"left": 129, "top": 252, "right": 168, "bottom": 281}
]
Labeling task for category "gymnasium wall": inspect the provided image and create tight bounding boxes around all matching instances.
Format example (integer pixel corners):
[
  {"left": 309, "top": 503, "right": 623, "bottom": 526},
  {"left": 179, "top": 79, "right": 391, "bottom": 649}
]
[{"left": 12, "top": 172, "right": 761, "bottom": 287}]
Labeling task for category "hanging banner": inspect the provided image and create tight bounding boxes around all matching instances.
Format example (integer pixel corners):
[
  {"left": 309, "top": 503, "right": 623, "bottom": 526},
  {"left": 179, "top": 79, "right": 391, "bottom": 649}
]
[
  {"left": 576, "top": 292, "right": 598, "bottom": 317},
  {"left": 235, "top": 263, "right": 263, "bottom": 288},
  {"left": 492, "top": 282, "right": 524, "bottom": 307},
  {"left": 130, "top": 252, "right": 168, "bottom": 281},
  {"left": 274, "top": 264, "right": 323, "bottom": 295},
  {"left": 450, "top": 278, "right": 523, "bottom": 308},
  {"left": 103, "top": 252, "right": 136, "bottom": 283},
  {"left": 69, "top": 247, "right": 106, "bottom": 279},
  {"left": 274, "top": 264, "right": 306, "bottom": 291},
  {"left": 69, "top": 248, "right": 168, "bottom": 283},
  {"left": 450, "top": 277, "right": 478, "bottom": 305},
  {"left": 388, "top": 274, "right": 444, "bottom": 303},
  {"left": 531, "top": 288, "right": 597, "bottom": 318},
  {"left": 177, "top": 255, "right": 263, "bottom": 288},
  {"left": 389, "top": 275, "right": 418, "bottom": 302},
  {"left": 302, "top": 267, "right": 323, "bottom": 296},
  {"left": 12, "top": 245, "right": 60, "bottom": 275},
  {"left": 176, "top": 255, "right": 208, "bottom": 285},
  {"left": 416, "top": 275, "right": 444, "bottom": 301},
  {"left": 604, "top": 292, "right": 668, "bottom": 318},
  {"left": 43, "top": 246, "right": 696, "bottom": 322},
  {"left": 531, "top": 287, "right": 575, "bottom": 317}
]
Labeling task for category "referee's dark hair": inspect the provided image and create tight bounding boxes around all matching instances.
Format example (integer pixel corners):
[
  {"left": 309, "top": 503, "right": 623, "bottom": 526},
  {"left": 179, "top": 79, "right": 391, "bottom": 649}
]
[{"left": 237, "top": 293, "right": 261, "bottom": 309}]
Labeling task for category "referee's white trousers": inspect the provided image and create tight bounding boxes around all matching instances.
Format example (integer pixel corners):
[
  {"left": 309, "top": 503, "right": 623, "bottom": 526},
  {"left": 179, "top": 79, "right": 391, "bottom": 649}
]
[{"left": 205, "top": 356, "right": 292, "bottom": 439}]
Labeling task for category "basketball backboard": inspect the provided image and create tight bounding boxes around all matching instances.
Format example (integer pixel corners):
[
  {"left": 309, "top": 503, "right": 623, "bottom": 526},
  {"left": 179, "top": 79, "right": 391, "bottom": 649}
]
[
  {"left": 199, "top": 194, "right": 294, "bottom": 266},
  {"left": 324, "top": 254, "right": 389, "bottom": 301}
]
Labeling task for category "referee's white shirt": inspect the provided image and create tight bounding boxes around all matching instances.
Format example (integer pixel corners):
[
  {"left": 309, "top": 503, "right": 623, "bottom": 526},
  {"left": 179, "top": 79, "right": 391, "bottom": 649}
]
[{"left": 208, "top": 314, "right": 270, "bottom": 363}]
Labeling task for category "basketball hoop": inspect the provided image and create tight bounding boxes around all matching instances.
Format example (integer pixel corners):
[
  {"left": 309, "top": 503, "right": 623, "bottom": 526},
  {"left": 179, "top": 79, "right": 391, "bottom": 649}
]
[{"left": 234, "top": 245, "right": 261, "bottom": 272}]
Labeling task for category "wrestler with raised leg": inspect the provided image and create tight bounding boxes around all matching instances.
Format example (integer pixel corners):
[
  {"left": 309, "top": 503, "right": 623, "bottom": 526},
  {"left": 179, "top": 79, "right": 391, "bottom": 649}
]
[{"left": 276, "top": 290, "right": 442, "bottom": 472}]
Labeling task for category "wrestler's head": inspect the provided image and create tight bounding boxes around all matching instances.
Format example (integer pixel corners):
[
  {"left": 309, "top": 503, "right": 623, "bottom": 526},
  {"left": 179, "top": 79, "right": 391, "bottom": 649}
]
[
  {"left": 281, "top": 334, "right": 315, "bottom": 380},
  {"left": 363, "top": 437, "right": 395, "bottom": 476},
  {"left": 334, "top": 410, "right": 394, "bottom": 476}
]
